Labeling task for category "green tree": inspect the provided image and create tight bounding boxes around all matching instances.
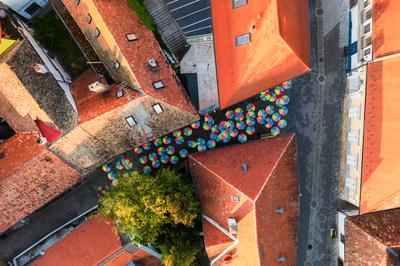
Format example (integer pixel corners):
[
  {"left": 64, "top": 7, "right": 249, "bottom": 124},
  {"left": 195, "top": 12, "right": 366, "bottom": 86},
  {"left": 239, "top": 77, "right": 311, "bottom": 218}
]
[{"left": 99, "top": 168, "right": 201, "bottom": 265}]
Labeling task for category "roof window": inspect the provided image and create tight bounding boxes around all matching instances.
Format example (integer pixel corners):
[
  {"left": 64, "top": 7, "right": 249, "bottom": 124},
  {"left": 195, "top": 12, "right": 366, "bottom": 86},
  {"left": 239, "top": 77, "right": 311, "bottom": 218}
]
[
  {"left": 95, "top": 27, "right": 100, "bottom": 38},
  {"left": 116, "top": 90, "right": 124, "bottom": 98},
  {"left": 235, "top": 33, "right": 251, "bottom": 46},
  {"left": 153, "top": 103, "right": 164, "bottom": 114},
  {"left": 232, "top": 0, "right": 248, "bottom": 8},
  {"left": 125, "top": 116, "right": 136, "bottom": 127},
  {"left": 114, "top": 61, "right": 120, "bottom": 70},
  {"left": 126, "top": 33, "right": 139, "bottom": 42},
  {"left": 74, "top": 0, "right": 80, "bottom": 5},
  {"left": 232, "top": 195, "right": 240, "bottom": 203},
  {"left": 86, "top": 14, "right": 92, "bottom": 24},
  {"left": 152, "top": 80, "right": 165, "bottom": 90}
]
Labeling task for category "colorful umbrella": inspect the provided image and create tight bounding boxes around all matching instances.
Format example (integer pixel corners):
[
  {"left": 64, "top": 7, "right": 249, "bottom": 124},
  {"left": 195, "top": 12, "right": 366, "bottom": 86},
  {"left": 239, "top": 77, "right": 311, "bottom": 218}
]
[
  {"left": 179, "top": 149, "right": 189, "bottom": 158},
  {"left": 207, "top": 140, "right": 216, "bottom": 149},
  {"left": 102, "top": 163, "right": 112, "bottom": 172},
  {"left": 265, "top": 118, "right": 274, "bottom": 129},
  {"left": 272, "top": 113, "right": 281, "bottom": 122},
  {"left": 107, "top": 171, "right": 117, "bottom": 180},
  {"left": 172, "top": 129, "right": 182, "bottom": 138},
  {"left": 157, "top": 147, "right": 166, "bottom": 155},
  {"left": 149, "top": 152, "right": 158, "bottom": 162},
  {"left": 183, "top": 127, "right": 193, "bottom": 136},
  {"left": 260, "top": 91, "right": 268, "bottom": 102},
  {"left": 143, "top": 166, "right": 151, "bottom": 174},
  {"left": 222, "top": 135, "right": 231, "bottom": 143},
  {"left": 139, "top": 155, "right": 148, "bottom": 164},
  {"left": 170, "top": 155, "right": 179, "bottom": 165},
  {"left": 166, "top": 145, "right": 175, "bottom": 155},
  {"left": 163, "top": 136, "right": 172, "bottom": 145},
  {"left": 281, "top": 81, "right": 291, "bottom": 89},
  {"left": 279, "top": 106, "right": 288, "bottom": 116},
  {"left": 278, "top": 119, "right": 288, "bottom": 128},
  {"left": 115, "top": 160, "right": 124, "bottom": 170},
  {"left": 210, "top": 133, "right": 218, "bottom": 141},
  {"left": 246, "top": 118, "right": 255, "bottom": 126},
  {"left": 257, "top": 116, "right": 267, "bottom": 125},
  {"left": 188, "top": 140, "right": 197, "bottom": 148},
  {"left": 274, "top": 86, "right": 284, "bottom": 96},
  {"left": 203, "top": 123, "right": 212, "bottom": 130},
  {"left": 133, "top": 146, "right": 143, "bottom": 154},
  {"left": 153, "top": 138, "right": 162, "bottom": 147},
  {"left": 258, "top": 109, "right": 267, "bottom": 118},
  {"left": 160, "top": 155, "right": 170, "bottom": 164},
  {"left": 246, "top": 126, "right": 255, "bottom": 135},
  {"left": 152, "top": 160, "right": 161, "bottom": 168},
  {"left": 175, "top": 136, "right": 184, "bottom": 145},
  {"left": 236, "top": 121, "right": 246, "bottom": 130},
  {"left": 269, "top": 93, "right": 277, "bottom": 102},
  {"left": 238, "top": 134, "right": 247, "bottom": 143},
  {"left": 198, "top": 144, "right": 207, "bottom": 151},
  {"left": 271, "top": 126, "right": 280, "bottom": 136},
  {"left": 234, "top": 107, "right": 243, "bottom": 116},
  {"left": 246, "top": 103, "right": 256, "bottom": 111},
  {"left": 229, "top": 128, "right": 239, "bottom": 138},
  {"left": 246, "top": 110, "right": 256, "bottom": 119},
  {"left": 191, "top": 121, "right": 201, "bottom": 129},
  {"left": 225, "top": 110, "right": 234, "bottom": 119},
  {"left": 197, "top": 138, "right": 206, "bottom": 146},
  {"left": 142, "top": 143, "right": 151, "bottom": 150},
  {"left": 265, "top": 105, "right": 275, "bottom": 115},
  {"left": 234, "top": 113, "right": 244, "bottom": 121},
  {"left": 211, "top": 125, "right": 219, "bottom": 134},
  {"left": 122, "top": 156, "right": 133, "bottom": 170}
]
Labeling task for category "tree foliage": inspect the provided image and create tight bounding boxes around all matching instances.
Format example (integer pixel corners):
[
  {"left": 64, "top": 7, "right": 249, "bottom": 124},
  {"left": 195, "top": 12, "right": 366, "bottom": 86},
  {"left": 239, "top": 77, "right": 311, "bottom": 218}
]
[{"left": 99, "top": 168, "right": 201, "bottom": 265}]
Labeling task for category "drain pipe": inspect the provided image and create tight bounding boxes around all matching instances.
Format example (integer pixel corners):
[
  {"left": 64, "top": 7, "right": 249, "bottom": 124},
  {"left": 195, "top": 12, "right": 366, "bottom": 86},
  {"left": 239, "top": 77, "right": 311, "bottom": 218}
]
[{"left": 202, "top": 215, "right": 239, "bottom": 265}]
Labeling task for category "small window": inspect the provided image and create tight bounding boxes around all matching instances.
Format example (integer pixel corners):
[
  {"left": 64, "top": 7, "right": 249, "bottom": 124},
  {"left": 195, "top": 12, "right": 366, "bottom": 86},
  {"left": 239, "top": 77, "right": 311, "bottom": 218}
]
[
  {"left": 363, "top": 23, "right": 371, "bottom": 35},
  {"left": 364, "top": 47, "right": 371, "bottom": 56},
  {"left": 74, "top": 0, "right": 80, "bottom": 5},
  {"left": 232, "top": 195, "right": 240, "bottom": 203},
  {"left": 125, "top": 116, "right": 136, "bottom": 127},
  {"left": 95, "top": 27, "right": 100, "bottom": 38},
  {"left": 364, "top": 0, "right": 371, "bottom": 8},
  {"left": 126, "top": 33, "right": 139, "bottom": 42},
  {"left": 152, "top": 80, "right": 165, "bottom": 90},
  {"left": 340, "top": 233, "right": 345, "bottom": 244},
  {"left": 24, "top": 2, "right": 41, "bottom": 16},
  {"left": 116, "top": 90, "right": 124, "bottom": 98},
  {"left": 153, "top": 103, "right": 164, "bottom": 114},
  {"left": 86, "top": 14, "right": 92, "bottom": 24},
  {"left": 114, "top": 61, "right": 120, "bottom": 70},
  {"left": 235, "top": 33, "right": 251, "bottom": 46},
  {"left": 232, "top": 0, "right": 247, "bottom": 8}
]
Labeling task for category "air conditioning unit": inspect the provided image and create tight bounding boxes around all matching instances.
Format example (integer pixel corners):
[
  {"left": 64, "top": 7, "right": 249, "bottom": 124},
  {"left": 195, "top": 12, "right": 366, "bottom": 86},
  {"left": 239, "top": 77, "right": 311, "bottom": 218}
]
[
  {"left": 88, "top": 81, "right": 109, "bottom": 93},
  {"left": 148, "top": 59, "right": 157, "bottom": 68},
  {"left": 33, "top": 63, "right": 48, "bottom": 74}
]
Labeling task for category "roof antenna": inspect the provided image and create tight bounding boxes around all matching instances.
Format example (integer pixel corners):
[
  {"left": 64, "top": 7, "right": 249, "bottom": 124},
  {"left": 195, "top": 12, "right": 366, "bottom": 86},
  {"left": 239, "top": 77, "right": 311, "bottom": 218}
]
[{"left": 242, "top": 163, "right": 248, "bottom": 173}]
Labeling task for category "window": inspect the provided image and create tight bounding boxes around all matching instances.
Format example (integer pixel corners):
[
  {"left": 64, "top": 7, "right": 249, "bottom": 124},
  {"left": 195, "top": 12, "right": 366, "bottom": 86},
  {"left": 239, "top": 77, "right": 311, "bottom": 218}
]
[
  {"left": 126, "top": 33, "right": 139, "bottom": 42},
  {"left": 116, "top": 90, "right": 124, "bottom": 98},
  {"left": 86, "top": 14, "right": 92, "bottom": 24},
  {"left": 364, "top": 0, "right": 371, "bottom": 8},
  {"left": 232, "top": 195, "right": 240, "bottom": 203},
  {"left": 74, "top": 0, "right": 80, "bottom": 5},
  {"left": 114, "top": 61, "right": 120, "bottom": 70},
  {"left": 363, "top": 23, "right": 371, "bottom": 35},
  {"left": 125, "top": 116, "right": 136, "bottom": 127},
  {"left": 340, "top": 233, "right": 345, "bottom": 244},
  {"left": 153, "top": 103, "right": 164, "bottom": 114},
  {"left": 232, "top": 0, "right": 247, "bottom": 8},
  {"left": 95, "top": 27, "right": 100, "bottom": 38},
  {"left": 24, "top": 2, "right": 41, "bottom": 16},
  {"left": 152, "top": 80, "right": 165, "bottom": 90},
  {"left": 235, "top": 33, "right": 251, "bottom": 46},
  {"left": 364, "top": 47, "right": 371, "bottom": 56}
]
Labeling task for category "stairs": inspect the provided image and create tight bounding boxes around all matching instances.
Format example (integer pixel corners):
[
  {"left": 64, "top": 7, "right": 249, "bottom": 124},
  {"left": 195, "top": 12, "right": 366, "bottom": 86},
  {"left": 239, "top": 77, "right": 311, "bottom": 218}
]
[{"left": 144, "top": 0, "right": 190, "bottom": 61}]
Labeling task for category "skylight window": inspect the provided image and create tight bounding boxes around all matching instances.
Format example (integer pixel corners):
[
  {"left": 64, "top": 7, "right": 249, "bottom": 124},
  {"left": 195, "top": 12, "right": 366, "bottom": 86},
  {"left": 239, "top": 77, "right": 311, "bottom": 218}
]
[
  {"left": 95, "top": 27, "right": 100, "bottom": 38},
  {"left": 153, "top": 103, "right": 164, "bottom": 114},
  {"left": 232, "top": 0, "right": 248, "bottom": 8},
  {"left": 235, "top": 33, "right": 251, "bottom": 46},
  {"left": 125, "top": 116, "right": 136, "bottom": 127},
  {"left": 74, "top": 0, "right": 80, "bottom": 5},
  {"left": 126, "top": 33, "right": 139, "bottom": 42},
  {"left": 86, "top": 14, "right": 92, "bottom": 24},
  {"left": 116, "top": 90, "right": 124, "bottom": 98},
  {"left": 152, "top": 80, "right": 165, "bottom": 90},
  {"left": 114, "top": 61, "right": 120, "bottom": 70}
]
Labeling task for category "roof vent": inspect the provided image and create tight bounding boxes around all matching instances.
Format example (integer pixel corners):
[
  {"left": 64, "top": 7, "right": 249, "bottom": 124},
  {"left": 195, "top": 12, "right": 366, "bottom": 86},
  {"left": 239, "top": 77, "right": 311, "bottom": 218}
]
[
  {"left": 277, "top": 255, "right": 285, "bottom": 262},
  {"left": 242, "top": 163, "right": 248, "bottom": 173},
  {"left": 88, "top": 81, "right": 109, "bottom": 94},
  {"left": 148, "top": 59, "right": 158, "bottom": 72},
  {"left": 227, "top": 218, "right": 238, "bottom": 235},
  {"left": 33, "top": 63, "right": 48, "bottom": 74},
  {"left": 275, "top": 207, "right": 285, "bottom": 214}
]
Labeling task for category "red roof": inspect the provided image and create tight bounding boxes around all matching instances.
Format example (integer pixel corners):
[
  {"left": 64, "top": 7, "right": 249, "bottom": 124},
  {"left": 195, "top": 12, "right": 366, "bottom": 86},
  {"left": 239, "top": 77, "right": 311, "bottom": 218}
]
[
  {"left": 361, "top": 57, "right": 400, "bottom": 214},
  {"left": 373, "top": 1, "right": 400, "bottom": 59},
  {"left": 211, "top": 0, "right": 310, "bottom": 108},
  {"left": 189, "top": 135, "right": 299, "bottom": 265},
  {"left": 31, "top": 215, "right": 161, "bottom": 266}
]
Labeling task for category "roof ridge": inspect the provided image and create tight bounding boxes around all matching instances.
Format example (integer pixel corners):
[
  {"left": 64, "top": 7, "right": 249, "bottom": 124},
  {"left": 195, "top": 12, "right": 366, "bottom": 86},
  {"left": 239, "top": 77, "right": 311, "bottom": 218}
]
[{"left": 347, "top": 217, "right": 388, "bottom": 247}]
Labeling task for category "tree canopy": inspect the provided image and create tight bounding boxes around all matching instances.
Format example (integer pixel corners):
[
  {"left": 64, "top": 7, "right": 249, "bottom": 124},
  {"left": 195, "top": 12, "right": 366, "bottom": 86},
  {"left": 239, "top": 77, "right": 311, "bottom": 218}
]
[{"left": 99, "top": 167, "right": 201, "bottom": 265}]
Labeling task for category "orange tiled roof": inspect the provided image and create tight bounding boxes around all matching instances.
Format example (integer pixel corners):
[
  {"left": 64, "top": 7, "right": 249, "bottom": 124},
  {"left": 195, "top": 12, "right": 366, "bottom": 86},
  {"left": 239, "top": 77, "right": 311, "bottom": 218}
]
[
  {"left": 211, "top": 0, "right": 310, "bottom": 108},
  {"left": 373, "top": 0, "right": 400, "bottom": 59},
  {"left": 189, "top": 135, "right": 299, "bottom": 265},
  {"left": 361, "top": 57, "right": 400, "bottom": 214}
]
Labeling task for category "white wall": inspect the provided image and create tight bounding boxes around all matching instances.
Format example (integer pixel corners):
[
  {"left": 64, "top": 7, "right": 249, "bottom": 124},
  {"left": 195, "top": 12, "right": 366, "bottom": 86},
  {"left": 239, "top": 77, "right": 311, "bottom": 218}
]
[{"left": 338, "top": 211, "right": 346, "bottom": 261}]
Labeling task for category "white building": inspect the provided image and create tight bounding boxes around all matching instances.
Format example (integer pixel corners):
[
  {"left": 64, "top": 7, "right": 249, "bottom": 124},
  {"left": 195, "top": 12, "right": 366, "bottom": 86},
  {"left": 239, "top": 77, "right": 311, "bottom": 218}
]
[{"left": 0, "top": 0, "right": 48, "bottom": 20}]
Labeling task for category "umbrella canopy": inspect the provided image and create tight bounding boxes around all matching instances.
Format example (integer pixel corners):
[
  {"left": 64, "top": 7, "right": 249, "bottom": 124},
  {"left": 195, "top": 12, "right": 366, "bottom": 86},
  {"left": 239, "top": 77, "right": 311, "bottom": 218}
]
[
  {"left": 198, "top": 144, "right": 207, "bottom": 151},
  {"left": 153, "top": 138, "right": 162, "bottom": 147},
  {"left": 278, "top": 119, "right": 288, "bottom": 128},
  {"left": 246, "top": 118, "right": 255, "bottom": 126},
  {"left": 143, "top": 166, "right": 152, "bottom": 174},
  {"left": 265, "top": 118, "right": 274, "bottom": 129},
  {"left": 133, "top": 146, "right": 143, "bottom": 154},
  {"left": 188, "top": 140, "right": 197, "bottom": 148},
  {"left": 172, "top": 129, "right": 182, "bottom": 137},
  {"left": 246, "top": 126, "right": 255, "bottom": 135},
  {"left": 175, "top": 136, "right": 184, "bottom": 145},
  {"left": 238, "top": 134, "right": 247, "bottom": 143},
  {"left": 225, "top": 110, "right": 234, "bottom": 119},
  {"left": 246, "top": 103, "right": 256, "bottom": 111},
  {"left": 183, "top": 127, "right": 193, "bottom": 136},
  {"left": 142, "top": 143, "right": 151, "bottom": 150},
  {"left": 115, "top": 160, "right": 124, "bottom": 170},
  {"left": 191, "top": 121, "right": 201, "bottom": 129},
  {"left": 102, "top": 163, "right": 112, "bottom": 172},
  {"left": 166, "top": 145, "right": 176, "bottom": 155},
  {"left": 170, "top": 155, "right": 179, "bottom": 165},
  {"left": 179, "top": 149, "right": 189, "bottom": 158},
  {"left": 272, "top": 113, "right": 281, "bottom": 122},
  {"left": 149, "top": 152, "right": 158, "bottom": 161},
  {"left": 139, "top": 155, "right": 148, "bottom": 164},
  {"left": 207, "top": 140, "right": 216, "bottom": 149},
  {"left": 152, "top": 160, "right": 161, "bottom": 168},
  {"left": 236, "top": 121, "right": 246, "bottom": 130},
  {"left": 271, "top": 126, "right": 280, "bottom": 136},
  {"left": 229, "top": 128, "right": 239, "bottom": 138},
  {"left": 107, "top": 171, "right": 117, "bottom": 180},
  {"left": 203, "top": 123, "right": 212, "bottom": 130},
  {"left": 161, "top": 155, "right": 170, "bottom": 164},
  {"left": 157, "top": 147, "right": 166, "bottom": 155},
  {"left": 279, "top": 106, "right": 289, "bottom": 116},
  {"left": 265, "top": 105, "right": 275, "bottom": 115},
  {"left": 163, "top": 136, "right": 172, "bottom": 145}
]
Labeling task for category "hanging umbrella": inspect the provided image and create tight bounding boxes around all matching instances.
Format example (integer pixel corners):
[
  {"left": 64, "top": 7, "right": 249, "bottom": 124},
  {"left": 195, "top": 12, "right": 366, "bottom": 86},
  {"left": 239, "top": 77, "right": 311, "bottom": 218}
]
[
  {"left": 210, "top": 133, "right": 218, "bottom": 141},
  {"left": 179, "top": 149, "right": 189, "bottom": 158},
  {"left": 139, "top": 155, "right": 148, "bottom": 164},
  {"left": 170, "top": 155, "right": 179, "bottom": 165},
  {"left": 207, "top": 140, "right": 216, "bottom": 149},
  {"left": 203, "top": 123, "right": 212, "bottom": 130},
  {"left": 183, "top": 127, "right": 193, "bottom": 136},
  {"left": 238, "top": 134, "right": 247, "bottom": 143},
  {"left": 115, "top": 160, "right": 124, "bottom": 170},
  {"left": 188, "top": 140, "right": 197, "bottom": 148},
  {"left": 175, "top": 136, "right": 184, "bottom": 145},
  {"left": 122, "top": 156, "right": 133, "bottom": 170},
  {"left": 246, "top": 126, "right": 255, "bottom": 135},
  {"left": 246, "top": 110, "right": 256, "bottom": 119},
  {"left": 143, "top": 166, "right": 152, "bottom": 174},
  {"left": 257, "top": 116, "right": 267, "bottom": 125},
  {"left": 198, "top": 144, "right": 207, "bottom": 151},
  {"left": 225, "top": 110, "right": 234, "bottom": 119},
  {"left": 230, "top": 128, "right": 239, "bottom": 138},
  {"left": 234, "top": 107, "right": 243, "bottom": 116},
  {"left": 269, "top": 93, "right": 277, "bottom": 102},
  {"left": 271, "top": 126, "right": 280, "bottom": 136},
  {"left": 246, "top": 118, "right": 255, "bottom": 126},
  {"left": 112, "top": 179, "right": 119, "bottom": 186},
  {"left": 236, "top": 121, "right": 246, "bottom": 130},
  {"left": 191, "top": 121, "right": 201, "bottom": 129},
  {"left": 260, "top": 91, "right": 268, "bottom": 102},
  {"left": 149, "top": 152, "right": 158, "bottom": 162},
  {"left": 211, "top": 125, "right": 219, "bottom": 134},
  {"left": 225, "top": 120, "right": 234, "bottom": 130},
  {"left": 157, "top": 147, "right": 166, "bottom": 156},
  {"left": 281, "top": 95, "right": 290, "bottom": 105},
  {"left": 272, "top": 113, "right": 281, "bottom": 122},
  {"left": 281, "top": 81, "right": 291, "bottom": 89},
  {"left": 274, "top": 86, "right": 284, "bottom": 96},
  {"left": 246, "top": 103, "right": 256, "bottom": 111},
  {"left": 279, "top": 106, "right": 289, "bottom": 116},
  {"left": 234, "top": 113, "right": 244, "bottom": 121},
  {"left": 102, "top": 163, "right": 112, "bottom": 172},
  {"left": 265, "top": 105, "right": 275, "bottom": 115},
  {"left": 153, "top": 138, "right": 162, "bottom": 147},
  {"left": 152, "top": 160, "right": 161, "bottom": 168},
  {"left": 163, "top": 136, "right": 172, "bottom": 145},
  {"left": 166, "top": 145, "right": 176, "bottom": 155},
  {"left": 258, "top": 109, "right": 267, "bottom": 118},
  {"left": 142, "top": 143, "right": 151, "bottom": 150},
  {"left": 172, "top": 129, "right": 182, "bottom": 138},
  {"left": 222, "top": 135, "right": 231, "bottom": 143},
  {"left": 160, "top": 155, "right": 170, "bottom": 164},
  {"left": 278, "top": 119, "right": 288, "bottom": 128},
  {"left": 265, "top": 118, "right": 274, "bottom": 129},
  {"left": 107, "top": 171, "right": 117, "bottom": 180},
  {"left": 197, "top": 138, "right": 206, "bottom": 146},
  {"left": 133, "top": 146, "right": 143, "bottom": 154}
]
